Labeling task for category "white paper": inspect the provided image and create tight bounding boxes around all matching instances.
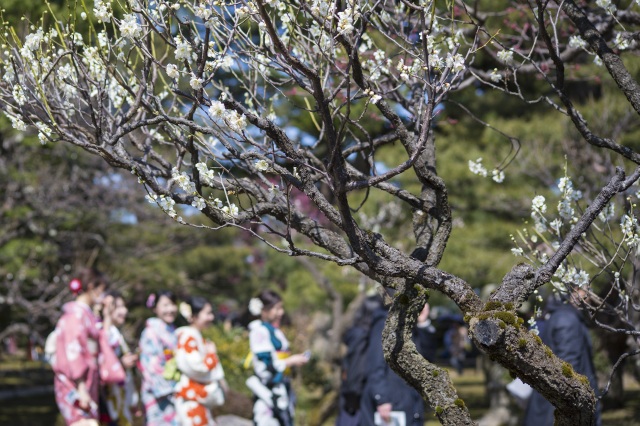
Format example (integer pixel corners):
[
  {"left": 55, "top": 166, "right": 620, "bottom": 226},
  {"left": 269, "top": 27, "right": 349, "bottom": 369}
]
[
  {"left": 374, "top": 411, "right": 406, "bottom": 426},
  {"left": 506, "top": 378, "right": 533, "bottom": 400}
]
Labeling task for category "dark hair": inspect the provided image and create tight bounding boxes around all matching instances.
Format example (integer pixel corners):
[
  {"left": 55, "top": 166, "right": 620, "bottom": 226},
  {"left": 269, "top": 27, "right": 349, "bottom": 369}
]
[
  {"left": 352, "top": 295, "right": 383, "bottom": 329},
  {"left": 257, "top": 290, "right": 282, "bottom": 310},
  {"left": 105, "top": 290, "right": 123, "bottom": 301},
  {"left": 71, "top": 267, "right": 110, "bottom": 295},
  {"left": 186, "top": 296, "right": 212, "bottom": 319},
  {"left": 146, "top": 290, "right": 177, "bottom": 309}
]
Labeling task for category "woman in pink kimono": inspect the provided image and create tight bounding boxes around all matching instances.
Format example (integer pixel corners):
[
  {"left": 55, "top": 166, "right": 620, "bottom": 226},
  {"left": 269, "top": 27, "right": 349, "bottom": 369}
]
[
  {"left": 175, "top": 296, "right": 226, "bottom": 426},
  {"left": 138, "top": 290, "right": 179, "bottom": 426},
  {"left": 52, "top": 268, "right": 126, "bottom": 425}
]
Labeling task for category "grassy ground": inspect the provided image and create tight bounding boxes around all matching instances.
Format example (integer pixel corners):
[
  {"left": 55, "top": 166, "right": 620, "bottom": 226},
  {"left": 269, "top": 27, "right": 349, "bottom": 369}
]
[{"left": 1, "top": 360, "right": 639, "bottom": 425}]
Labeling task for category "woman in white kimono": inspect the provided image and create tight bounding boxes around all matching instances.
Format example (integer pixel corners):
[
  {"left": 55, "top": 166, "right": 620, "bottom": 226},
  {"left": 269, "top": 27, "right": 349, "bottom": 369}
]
[
  {"left": 174, "top": 296, "right": 225, "bottom": 426},
  {"left": 246, "top": 290, "right": 309, "bottom": 426}
]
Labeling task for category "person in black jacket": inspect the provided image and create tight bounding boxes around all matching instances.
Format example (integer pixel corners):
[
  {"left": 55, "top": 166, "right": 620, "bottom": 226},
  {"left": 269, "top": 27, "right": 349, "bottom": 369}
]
[
  {"left": 523, "top": 289, "right": 601, "bottom": 426},
  {"left": 359, "top": 301, "right": 436, "bottom": 426}
]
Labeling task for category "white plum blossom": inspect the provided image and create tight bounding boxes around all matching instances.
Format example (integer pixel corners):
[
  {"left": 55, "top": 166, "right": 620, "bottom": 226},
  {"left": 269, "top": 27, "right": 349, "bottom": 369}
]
[
  {"left": 568, "top": 35, "right": 587, "bottom": 49},
  {"left": 94, "top": 0, "right": 113, "bottom": 22},
  {"left": 175, "top": 37, "right": 192, "bottom": 61},
  {"left": 468, "top": 158, "right": 488, "bottom": 177},
  {"left": 222, "top": 203, "right": 239, "bottom": 217},
  {"left": 596, "top": 0, "right": 616, "bottom": 13},
  {"left": 166, "top": 63, "right": 179, "bottom": 79},
  {"left": 492, "top": 169, "right": 505, "bottom": 183},
  {"left": 97, "top": 31, "right": 109, "bottom": 48},
  {"left": 189, "top": 75, "right": 203, "bottom": 90},
  {"left": 255, "top": 159, "right": 269, "bottom": 172},
  {"left": 558, "top": 199, "right": 575, "bottom": 220},
  {"left": 511, "top": 247, "right": 524, "bottom": 256},
  {"left": 558, "top": 177, "right": 572, "bottom": 194},
  {"left": 446, "top": 53, "right": 465, "bottom": 73},
  {"left": 172, "top": 167, "right": 197, "bottom": 194},
  {"left": 195, "top": 162, "right": 216, "bottom": 186},
  {"left": 337, "top": 7, "right": 359, "bottom": 35},
  {"left": 218, "top": 55, "right": 234, "bottom": 71},
  {"left": 145, "top": 194, "right": 158, "bottom": 204},
  {"left": 23, "top": 28, "right": 45, "bottom": 52},
  {"left": 573, "top": 269, "right": 590, "bottom": 288},
  {"left": 489, "top": 68, "right": 502, "bottom": 82},
  {"left": 236, "top": 5, "right": 251, "bottom": 17},
  {"left": 12, "top": 85, "right": 26, "bottom": 105},
  {"left": 119, "top": 14, "right": 143, "bottom": 40},
  {"left": 599, "top": 203, "right": 615, "bottom": 222},
  {"left": 621, "top": 214, "right": 640, "bottom": 247},
  {"left": 428, "top": 51, "right": 444, "bottom": 69},
  {"left": 208, "top": 101, "right": 226, "bottom": 118},
  {"left": 224, "top": 110, "right": 248, "bottom": 133},
  {"left": 191, "top": 197, "right": 206, "bottom": 210},
  {"left": 195, "top": 162, "right": 209, "bottom": 175},
  {"left": 531, "top": 195, "right": 547, "bottom": 215},
  {"left": 364, "top": 88, "right": 381, "bottom": 104},
  {"left": 158, "top": 195, "right": 177, "bottom": 218},
  {"left": 528, "top": 316, "right": 539, "bottom": 335},
  {"left": 497, "top": 49, "right": 514, "bottom": 66},
  {"left": 614, "top": 33, "right": 630, "bottom": 50},
  {"left": 195, "top": 4, "right": 212, "bottom": 20},
  {"left": 5, "top": 111, "right": 26, "bottom": 131},
  {"left": 35, "top": 122, "right": 52, "bottom": 145}
]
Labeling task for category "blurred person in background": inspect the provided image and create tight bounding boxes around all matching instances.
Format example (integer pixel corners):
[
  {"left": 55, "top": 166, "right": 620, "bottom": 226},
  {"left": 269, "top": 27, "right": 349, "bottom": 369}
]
[
  {"left": 358, "top": 298, "right": 434, "bottom": 426},
  {"left": 246, "top": 290, "right": 309, "bottom": 426},
  {"left": 51, "top": 268, "right": 125, "bottom": 426},
  {"left": 174, "top": 296, "right": 226, "bottom": 426},
  {"left": 138, "top": 290, "right": 179, "bottom": 426},
  {"left": 523, "top": 288, "right": 601, "bottom": 426},
  {"left": 99, "top": 290, "right": 139, "bottom": 426}
]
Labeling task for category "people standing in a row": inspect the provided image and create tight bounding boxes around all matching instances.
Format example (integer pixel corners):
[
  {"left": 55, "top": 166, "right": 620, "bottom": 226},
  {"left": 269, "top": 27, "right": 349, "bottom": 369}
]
[
  {"left": 50, "top": 268, "right": 126, "bottom": 426},
  {"left": 139, "top": 290, "right": 179, "bottom": 426},
  {"left": 246, "top": 290, "right": 310, "bottom": 426}
]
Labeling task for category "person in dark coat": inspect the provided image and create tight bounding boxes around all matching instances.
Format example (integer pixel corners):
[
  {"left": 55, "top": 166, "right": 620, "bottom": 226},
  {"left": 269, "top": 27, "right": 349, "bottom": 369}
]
[
  {"left": 523, "top": 290, "right": 601, "bottom": 426},
  {"left": 359, "top": 302, "right": 434, "bottom": 426},
  {"left": 336, "top": 295, "right": 384, "bottom": 426},
  {"left": 414, "top": 302, "right": 438, "bottom": 363}
]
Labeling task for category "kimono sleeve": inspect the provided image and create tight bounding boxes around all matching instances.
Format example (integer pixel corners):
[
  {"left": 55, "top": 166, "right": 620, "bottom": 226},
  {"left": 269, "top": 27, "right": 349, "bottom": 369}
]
[
  {"left": 249, "top": 326, "right": 286, "bottom": 373},
  {"left": 54, "top": 314, "right": 90, "bottom": 382},
  {"left": 175, "top": 331, "right": 224, "bottom": 384},
  {"left": 139, "top": 326, "right": 175, "bottom": 397},
  {"left": 97, "top": 329, "right": 126, "bottom": 384}
]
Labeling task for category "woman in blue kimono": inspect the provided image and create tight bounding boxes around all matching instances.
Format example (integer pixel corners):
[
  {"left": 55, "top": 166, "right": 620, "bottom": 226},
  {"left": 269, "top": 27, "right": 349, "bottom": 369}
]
[{"left": 246, "top": 290, "right": 309, "bottom": 426}]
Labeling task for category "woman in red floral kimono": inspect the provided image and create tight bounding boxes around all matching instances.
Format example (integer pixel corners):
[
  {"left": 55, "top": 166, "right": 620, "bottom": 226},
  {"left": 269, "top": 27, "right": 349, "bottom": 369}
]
[
  {"left": 175, "top": 296, "right": 226, "bottom": 426},
  {"left": 51, "top": 268, "right": 125, "bottom": 425}
]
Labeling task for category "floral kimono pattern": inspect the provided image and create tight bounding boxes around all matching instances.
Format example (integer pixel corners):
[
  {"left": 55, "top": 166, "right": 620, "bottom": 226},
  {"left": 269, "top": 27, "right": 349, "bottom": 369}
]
[
  {"left": 139, "top": 317, "right": 178, "bottom": 426},
  {"left": 174, "top": 326, "right": 225, "bottom": 426},
  {"left": 52, "top": 301, "right": 125, "bottom": 425},
  {"left": 101, "top": 325, "right": 139, "bottom": 426},
  {"left": 247, "top": 320, "right": 293, "bottom": 426}
]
